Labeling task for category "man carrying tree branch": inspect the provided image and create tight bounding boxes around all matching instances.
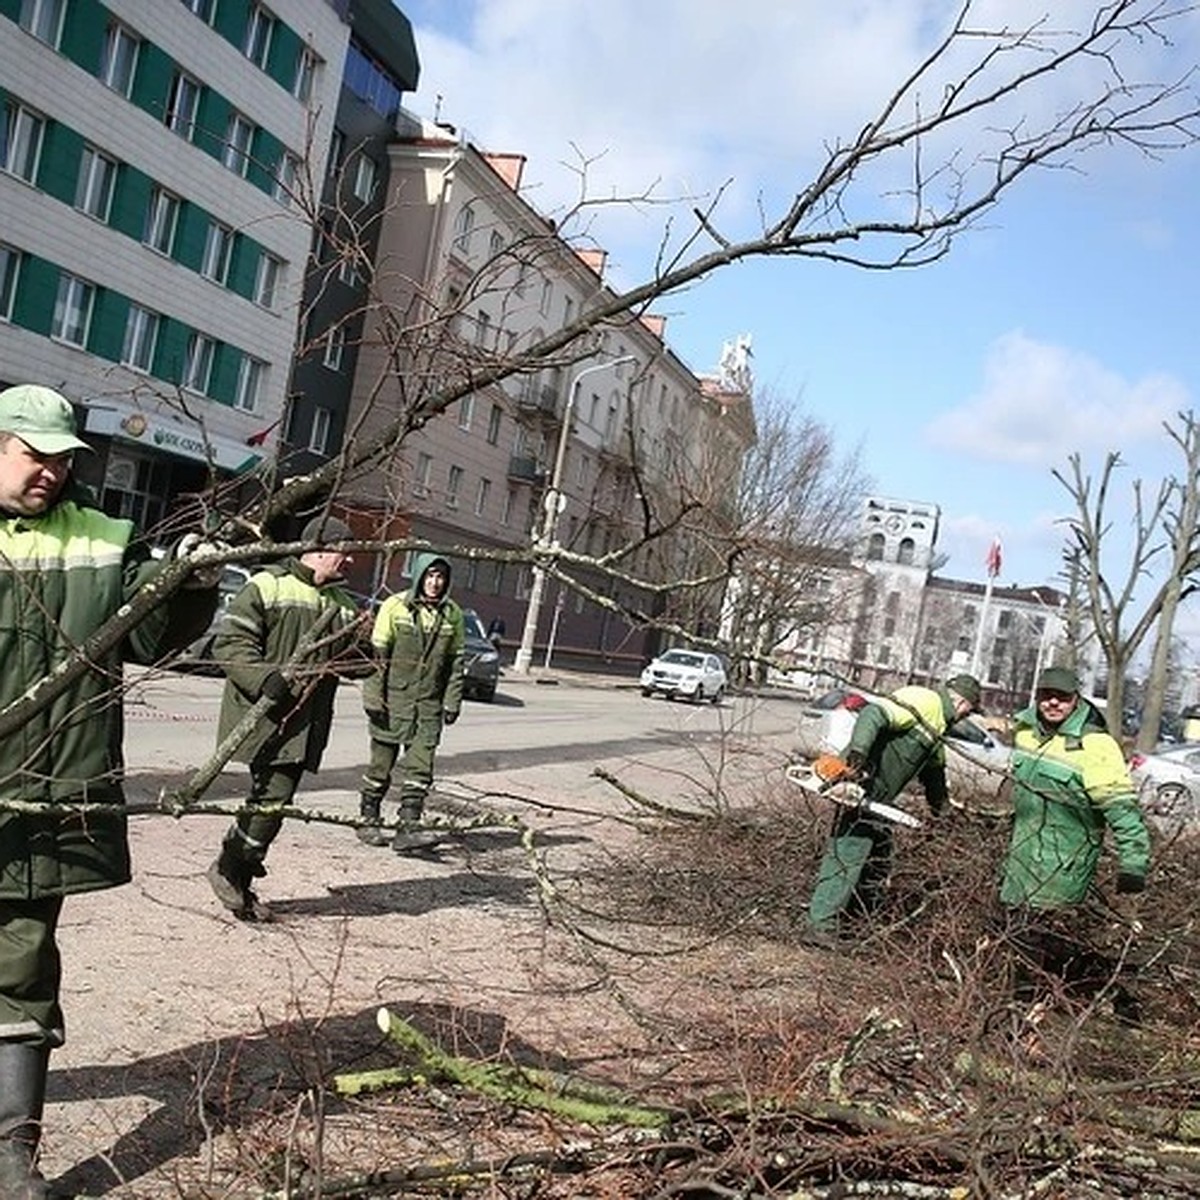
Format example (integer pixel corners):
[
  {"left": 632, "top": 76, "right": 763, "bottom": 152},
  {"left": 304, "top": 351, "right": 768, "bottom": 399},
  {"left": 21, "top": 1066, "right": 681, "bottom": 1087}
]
[
  {"left": 0, "top": 384, "right": 218, "bottom": 1198},
  {"left": 205, "top": 515, "right": 360, "bottom": 923}
]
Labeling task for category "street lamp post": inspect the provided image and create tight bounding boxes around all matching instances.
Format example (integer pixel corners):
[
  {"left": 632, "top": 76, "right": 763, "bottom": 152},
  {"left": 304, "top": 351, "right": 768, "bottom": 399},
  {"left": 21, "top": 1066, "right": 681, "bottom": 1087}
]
[{"left": 512, "top": 356, "right": 635, "bottom": 675}]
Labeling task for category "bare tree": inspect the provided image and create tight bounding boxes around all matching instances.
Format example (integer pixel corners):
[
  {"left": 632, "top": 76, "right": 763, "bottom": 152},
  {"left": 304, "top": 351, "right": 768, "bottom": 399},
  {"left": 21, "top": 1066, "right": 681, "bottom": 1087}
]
[
  {"left": 722, "top": 389, "right": 869, "bottom": 682},
  {"left": 1054, "top": 412, "right": 1200, "bottom": 744},
  {"left": 10, "top": 0, "right": 1200, "bottom": 728}
]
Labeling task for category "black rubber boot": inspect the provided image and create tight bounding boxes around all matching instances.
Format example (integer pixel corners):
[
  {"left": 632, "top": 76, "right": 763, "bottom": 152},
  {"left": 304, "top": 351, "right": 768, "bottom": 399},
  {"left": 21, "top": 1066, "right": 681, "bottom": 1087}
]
[
  {"left": 0, "top": 1040, "right": 51, "bottom": 1200},
  {"left": 206, "top": 836, "right": 250, "bottom": 913},
  {"left": 391, "top": 797, "right": 443, "bottom": 854},
  {"left": 355, "top": 793, "right": 389, "bottom": 847}
]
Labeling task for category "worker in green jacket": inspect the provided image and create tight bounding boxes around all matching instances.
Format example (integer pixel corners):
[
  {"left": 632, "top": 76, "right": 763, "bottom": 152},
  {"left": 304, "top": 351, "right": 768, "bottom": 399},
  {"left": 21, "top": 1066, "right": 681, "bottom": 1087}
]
[
  {"left": 0, "top": 385, "right": 218, "bottom": 1198},
  {"left": 1001, "top": 665, "right": 1150, "bottom": 1019},
  {"left": 205, "top": 516, "right": 360, "bottom": 922},
  {"left": 357, "top": 553, "right": 465, "bottom": 853},
  {"left": 806, "top": 673, "right": 982, "bottom": 943}
]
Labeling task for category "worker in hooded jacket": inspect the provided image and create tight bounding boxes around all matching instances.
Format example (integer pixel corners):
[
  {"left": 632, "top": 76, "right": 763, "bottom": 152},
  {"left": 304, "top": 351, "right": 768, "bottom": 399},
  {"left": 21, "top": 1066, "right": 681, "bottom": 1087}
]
[{"left": 357, "top": 553, "right": 465, "bottom": 853}]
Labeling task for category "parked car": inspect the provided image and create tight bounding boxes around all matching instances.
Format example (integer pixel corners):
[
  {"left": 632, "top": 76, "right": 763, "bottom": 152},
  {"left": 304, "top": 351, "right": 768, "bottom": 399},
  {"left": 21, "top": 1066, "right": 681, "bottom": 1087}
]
[
  {"left": 793, "top": 686, "right": 1011, "bottom": 808},
  {"left": 171, "top": 564, "right": 254, "bottom": 672},
  {"left": 640, "top": 649, "right": 727, "bottom": 704},
  {"left": 1128, "top": 743, "right": 1200, "bottom": 832},
  {"left": 461, "top": 608, "right": 501, "bottom": 702}
]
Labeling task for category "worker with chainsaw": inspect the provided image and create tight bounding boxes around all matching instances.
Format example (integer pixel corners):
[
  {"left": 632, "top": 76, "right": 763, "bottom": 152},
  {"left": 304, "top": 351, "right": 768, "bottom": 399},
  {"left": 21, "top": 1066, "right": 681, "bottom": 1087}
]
[{"left": 805, "top": 673, "right": 982, "bottom": 942}]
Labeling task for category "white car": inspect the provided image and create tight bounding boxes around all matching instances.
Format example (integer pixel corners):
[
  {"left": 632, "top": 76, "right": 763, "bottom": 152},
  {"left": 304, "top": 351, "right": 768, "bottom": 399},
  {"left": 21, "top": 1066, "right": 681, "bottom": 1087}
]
[
  {"left": 640, "top": 649, "right": 727, "bottom": 704},
  {"left": 1128, "top": 743, "right": 1200, "bottom": 833}
]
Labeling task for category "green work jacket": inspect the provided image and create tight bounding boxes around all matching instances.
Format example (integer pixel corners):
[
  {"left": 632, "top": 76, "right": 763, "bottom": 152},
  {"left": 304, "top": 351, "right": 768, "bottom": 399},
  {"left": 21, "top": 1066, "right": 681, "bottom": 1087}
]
[
  {"left": 214, "top": 560, "right": 359, "bottom": 770},
  {"left": 362, "top": 553, "right": 465, "bottom": 746},
  {"left": 0, "top": 488, "right": 216, "bottom": 899},
  {"left": 846, "top": 684, "right": 954, "bottom": 812},
  {"left": 1000, "top": 699, "right": 1150, "bottom": 909}
]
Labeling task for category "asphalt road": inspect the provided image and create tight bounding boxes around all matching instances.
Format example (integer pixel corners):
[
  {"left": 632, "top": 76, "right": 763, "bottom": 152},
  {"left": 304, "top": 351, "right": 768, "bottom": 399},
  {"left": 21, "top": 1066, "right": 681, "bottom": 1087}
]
[{"left": 122, "top": 663, "right": 802, "bottom": 798}]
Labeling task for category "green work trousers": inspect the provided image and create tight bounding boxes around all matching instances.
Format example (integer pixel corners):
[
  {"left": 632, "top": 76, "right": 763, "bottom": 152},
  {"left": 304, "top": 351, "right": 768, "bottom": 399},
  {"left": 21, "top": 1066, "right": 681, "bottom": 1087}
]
[
  {"left": 223, "top": 763, "right": 304, "bottom": 870},
  {"left": 362, "top": 734, "right": 437, "bottom": 812},
  {"left": 0, "top": 897, "right": 64, "bottom": 1046},
  {"left": 806, "top": 809, "right": 894, "bottom": 933}
]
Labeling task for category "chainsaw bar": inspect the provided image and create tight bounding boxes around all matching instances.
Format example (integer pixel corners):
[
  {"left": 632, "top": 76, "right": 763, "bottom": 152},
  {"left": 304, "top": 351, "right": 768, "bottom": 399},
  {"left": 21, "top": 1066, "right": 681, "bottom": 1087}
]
[{"left": 785, "top": 762, "right": 923, "bottom": 829}]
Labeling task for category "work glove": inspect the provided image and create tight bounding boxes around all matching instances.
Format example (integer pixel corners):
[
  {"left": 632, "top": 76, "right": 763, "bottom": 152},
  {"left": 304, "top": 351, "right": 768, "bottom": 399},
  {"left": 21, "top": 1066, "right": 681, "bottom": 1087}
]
[
  {"left": 260, "top": 670, "right": 297, "bottom": 718},
  {"left": 175, "top": 532, "right": 226, "bottom": 589},
  {"left": 1116, "top": 872, "right": 1146, "bottom": 895},
  {"left": 443, "top": 709, "right": 459, "bottom": 726}
]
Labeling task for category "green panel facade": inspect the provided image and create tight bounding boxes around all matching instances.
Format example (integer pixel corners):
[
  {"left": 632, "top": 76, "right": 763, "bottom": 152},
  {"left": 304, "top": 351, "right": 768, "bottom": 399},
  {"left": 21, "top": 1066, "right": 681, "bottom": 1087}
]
[
  {"left": 58, "top": 0, "right": 107, "bottom": 76},
  {"left": 226, "top": 234, "right": 257, "bottom": 301},
  {"left": 36, "top": 122, "right": 82, "bottom": 207},
  {"left": 267, "top": 22, "right": 301, "bottom": 91},
  {"left": 109, "top": 164, "right": 152, "bottom": 240},
  {"left": 212, "top": 0, "right": 247, "bottom": 49},
  {"left": 11, "top": 255, "right": 57, "bottom": 337},
  {"left": 194, "top": 89, "right": 229, "bottom": 165},
  {"left": 247, "top": 126, "right": 279, "bottom": 193},
  {"left": 173, "top": 202, "right": 208, "bottom": 274},
  {"left": 208, "top": 342, "right": 238, "bottom": 406},
  {"left": 130, "top": 42, "right": 173, "bottom": 123},
  {"left": 155, "top": 317, "right": 190, "bottom": 387},
  {"left": 88, "top": 287, "right": 127, "bottom": 362}
]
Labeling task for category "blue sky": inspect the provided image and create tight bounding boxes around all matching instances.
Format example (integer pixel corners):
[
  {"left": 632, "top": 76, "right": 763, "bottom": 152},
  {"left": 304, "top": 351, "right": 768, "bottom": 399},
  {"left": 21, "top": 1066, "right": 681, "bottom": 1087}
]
[{"left": 395, "top": 1, "right": 1200, "bottom": 640}]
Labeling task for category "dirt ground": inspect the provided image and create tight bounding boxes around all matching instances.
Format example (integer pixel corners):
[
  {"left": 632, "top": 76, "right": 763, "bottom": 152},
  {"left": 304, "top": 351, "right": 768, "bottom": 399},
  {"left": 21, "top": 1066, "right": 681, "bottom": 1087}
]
[{"left": 40, "top": 683, "right": 798, "bottom": 1198}]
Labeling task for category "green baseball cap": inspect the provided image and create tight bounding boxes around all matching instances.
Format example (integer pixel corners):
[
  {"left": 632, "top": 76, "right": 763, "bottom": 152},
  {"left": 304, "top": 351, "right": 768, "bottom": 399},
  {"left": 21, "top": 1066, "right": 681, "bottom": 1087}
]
[{"left": 0, "top": 385, "right": 91, "bottom": 455}]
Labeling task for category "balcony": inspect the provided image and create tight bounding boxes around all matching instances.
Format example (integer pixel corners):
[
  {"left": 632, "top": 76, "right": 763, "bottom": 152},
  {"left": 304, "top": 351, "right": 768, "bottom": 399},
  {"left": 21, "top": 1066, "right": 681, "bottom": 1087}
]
[
  {"left": 508, "top": 455, "right": 547, "bottom": 485},
  {"left": 517, "top": 384, "right": 561, "bottom": 419}
]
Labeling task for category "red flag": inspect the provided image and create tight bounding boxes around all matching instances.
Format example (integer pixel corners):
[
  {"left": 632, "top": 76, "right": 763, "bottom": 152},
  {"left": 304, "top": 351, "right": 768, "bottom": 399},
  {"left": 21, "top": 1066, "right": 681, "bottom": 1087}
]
[
  {"left": 246, "top": 417, "right": 282, "bottom": 447},
  {"left": 985, "top": 537, "right": 1002, "bottom": 579}
]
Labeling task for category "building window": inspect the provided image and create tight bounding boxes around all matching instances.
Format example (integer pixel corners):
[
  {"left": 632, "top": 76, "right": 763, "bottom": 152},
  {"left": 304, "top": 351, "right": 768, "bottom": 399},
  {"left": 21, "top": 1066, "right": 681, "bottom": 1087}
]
[
  {"left": 100, "top": 21, "right": 140, "bottom": 96},
  {"left": 293, "top": 48, "right": 319, "bottom": 102},
  {"left": 2, "top": 103, "right": 44, "bottom": 183},
  {"left": 121, "top": 305, "right": 159, "bottom": 372},
  {"left": 458, "top": 394, "right": 474, "bottom": 430},
  {"left": 183, "top": 333, "right": 215, "bottom": 393},
  {"left": 337, "top": 254, "right": 358, "bottom": 287},
  {"left": 165, "top": 71, "right": 201, "bottom": 140},
  {"left": 0, "top": 244, "right": 20, "bottom": 320},
  {"left": 452, "top": 204, "right": 474, "bottom": 254},
  {"left": 898, "top": 537, "right": 915, "bottom": 566},
  {"left": 501, "top": 487, "right": 515, "bottom": 526},
  {"left": 51, "top": 274, "right": 94, "bottom": 347},
  {"left": 352, "top": 155, "right": 376, "bottom": 202},
  {"left": 487, "top": 403, "right": 502, "bottom": 446},
  {"left": 475, "top": 311, "right": 491, "bottom": 348},
  {"left": 866, "top": 532, "right": 885, "bottom": 561},
  {"left": 235, "top": 356, "right": 266, "bottom": 412},
  {"left": 181, "top": 0, "right": 216, "bottom": 21},
  {"left": 446, "top": 464, "right": 463, "bottom": 508},
  {"left": 308, "top": 406, "right": 331, "bottom": 453},
  {"left": 254, "top": 253, "right": 281, "bottom": 308},
  {"left": 75, "top": 146, "right": 117, "bottom": 221},
  {"left": 243, "top": 4, "right": 275, "bottom": 68},
  {"left": 488, "top": 230, "right": 504, "bottom": 261},
  {"left": 539, "top": 278, "right": 552, "bottom": 316},
  {"left": 327, "top": 129, "right": 344, "bottom": 180},
  {"left": 323, "top": 326, "right": 345, "bottom": 370},
  {"left": 19, "top": 0, "right": 64, "bottom": 46},
  {"left": 273, "top": 151, "right": 299, "bottom": 205},
  {"left": 201, "top": 220, "right": 233, "bottom": 284},
  {"left": 344, "top": 39, "right": 402, "bottom": 119},
  {"left": 143, "top": 187, "right": 179, "bottom": 254},
  {"left": 474, "top": 477, "right": 491, "bottom": 517},
  {"left": 223, "top": 112, "right": 255, "bottom": 177},
  {"left": 414, "top": 451, "right": 432, "bottom": 496}
]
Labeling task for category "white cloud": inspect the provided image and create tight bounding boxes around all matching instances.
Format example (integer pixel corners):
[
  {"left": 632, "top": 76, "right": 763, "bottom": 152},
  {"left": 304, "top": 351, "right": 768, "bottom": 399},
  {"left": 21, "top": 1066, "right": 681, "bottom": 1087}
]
[{"left": 924, "top": 332, "right": 1190, "bottom": 466}]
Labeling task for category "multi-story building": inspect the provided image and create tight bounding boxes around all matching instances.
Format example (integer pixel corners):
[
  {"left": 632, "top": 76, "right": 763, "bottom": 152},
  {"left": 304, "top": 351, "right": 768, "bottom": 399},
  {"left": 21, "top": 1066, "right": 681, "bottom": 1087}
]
[
  {"left": 775, "top": 493, "right": 1075, "bottom": 708},
  {"left": 281, "top": 0, "right": 418, "bottom": 492},
  {"left": 0, "top": 0, "right": 351, "bottom": 535},
  {"left": 338, "top": 112, "right": 754, "bottom": 666}
]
